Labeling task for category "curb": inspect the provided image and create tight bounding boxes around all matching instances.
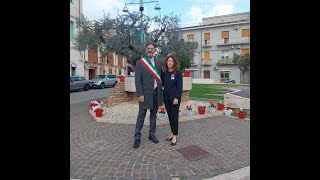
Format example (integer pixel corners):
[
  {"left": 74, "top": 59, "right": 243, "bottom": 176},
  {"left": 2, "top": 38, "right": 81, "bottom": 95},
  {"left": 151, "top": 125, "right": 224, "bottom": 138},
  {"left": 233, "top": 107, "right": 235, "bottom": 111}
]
[
  {"left": 89, "top": 109, "right": 225, "bottom": 125},
  {"left": 202, "top": 166, "right": 250, "bottom": 180}
]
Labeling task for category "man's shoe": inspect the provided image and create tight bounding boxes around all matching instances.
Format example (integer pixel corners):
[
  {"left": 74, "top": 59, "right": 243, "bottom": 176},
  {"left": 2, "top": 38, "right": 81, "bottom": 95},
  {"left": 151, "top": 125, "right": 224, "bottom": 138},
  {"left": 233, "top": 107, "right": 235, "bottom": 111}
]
[
  {"left": 148, "top": 136, "right": 159, "bottom": 143},
  {"left": 133, "top": 139, "right": 140, "bottom": 148}
]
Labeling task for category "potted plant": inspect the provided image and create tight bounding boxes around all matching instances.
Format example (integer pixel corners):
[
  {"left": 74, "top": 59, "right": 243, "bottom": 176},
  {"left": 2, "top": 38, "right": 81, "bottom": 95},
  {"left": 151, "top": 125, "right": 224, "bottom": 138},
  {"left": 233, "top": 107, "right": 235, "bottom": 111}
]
[
  {"left": 224, "top": 106, "right": 233, "bottom": 116},
  {"left": 184, "top": 71, "right": 190, "bottom": 77},
  {"left": 238, "top": 107, "right": 247, "bottom": 119},
  {"left": 208, "top": 102, "right": 216, "bottom": 112},
  {"left": 198, "top": 103, "right": 206, "bottom": 115},
  {"left": 157, "top": 106, "right": 167, "bottom": 120},
  {"left": 217, "top": 101, "right": 224, "bottom": 110},
  {"left": 118, "top": 75, "right": 125, "bottom": 82},
  {"left": 185, "top": 105, "right": 194, "bottom": 117},
  {"left": 93, "top": 105, "right": 104, "bottom": 117}
]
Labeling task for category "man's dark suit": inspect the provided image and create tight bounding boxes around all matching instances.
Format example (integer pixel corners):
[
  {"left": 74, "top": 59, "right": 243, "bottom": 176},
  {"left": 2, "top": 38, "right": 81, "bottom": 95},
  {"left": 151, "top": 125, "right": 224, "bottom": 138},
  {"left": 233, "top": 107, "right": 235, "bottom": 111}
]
[{"left": 134, "top": 57, "right": 163, "bottom": 140}]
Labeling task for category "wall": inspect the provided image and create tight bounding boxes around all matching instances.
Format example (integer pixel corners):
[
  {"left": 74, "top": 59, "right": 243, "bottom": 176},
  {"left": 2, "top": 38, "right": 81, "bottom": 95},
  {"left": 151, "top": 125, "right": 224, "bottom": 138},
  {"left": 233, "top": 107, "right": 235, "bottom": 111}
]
[
  {"left": 181, "top": 12, "right": 250, "bottom": 84},
  {"left": 70, "top": 0, "right": 85, "bottom": 77}
]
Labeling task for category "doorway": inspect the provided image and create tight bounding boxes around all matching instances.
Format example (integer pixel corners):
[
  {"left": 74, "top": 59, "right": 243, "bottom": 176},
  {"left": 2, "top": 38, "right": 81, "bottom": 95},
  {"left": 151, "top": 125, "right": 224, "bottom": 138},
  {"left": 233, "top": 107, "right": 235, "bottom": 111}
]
[
  {"left": 89, "top": 68, "right": 96, "bottom": 80},
  {"left": 204, "top": 70, "right": 210, "bottom": 79}
]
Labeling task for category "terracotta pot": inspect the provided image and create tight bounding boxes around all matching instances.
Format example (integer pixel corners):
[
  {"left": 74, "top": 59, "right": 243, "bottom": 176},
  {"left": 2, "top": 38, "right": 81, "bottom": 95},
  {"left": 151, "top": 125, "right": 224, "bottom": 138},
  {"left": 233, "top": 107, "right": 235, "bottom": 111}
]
[
  {"left": 238, "top": 112, "right": 246, "bottom": 119},
  {"left": 119, "top": 76, "right": 125, "bottom": 82},
  {"left": 95, "top": 109, "right": 104, "bottom": 117},
  {"left": 217, "top": 103, "right": 224, "bottom": 110},
  {"left": 184, "top": 71, "right": 190, "bottom": 77},
  {"left": 198, "top": 108, "right": 206, "bottom": 115}
]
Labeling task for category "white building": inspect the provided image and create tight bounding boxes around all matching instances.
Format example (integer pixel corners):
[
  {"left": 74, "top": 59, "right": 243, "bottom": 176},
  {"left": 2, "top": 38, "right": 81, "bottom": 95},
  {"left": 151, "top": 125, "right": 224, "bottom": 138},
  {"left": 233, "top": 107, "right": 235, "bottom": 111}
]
[
  {"left": 180, "top": 12, "right": 250, "bottom": 84},
  {"left": 70, "top": 0, "right": 86, "bottom": 77}
]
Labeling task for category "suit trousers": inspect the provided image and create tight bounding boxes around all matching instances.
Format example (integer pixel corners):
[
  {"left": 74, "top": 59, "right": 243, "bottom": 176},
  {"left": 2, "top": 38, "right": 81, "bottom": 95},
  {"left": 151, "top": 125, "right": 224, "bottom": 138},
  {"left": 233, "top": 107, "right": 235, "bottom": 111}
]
[
  {"left": 134, "top": 88, "right": 158, "bottom": 140},
  {"left": 164, "top": 99, "right": 180, "bottom": 135}
]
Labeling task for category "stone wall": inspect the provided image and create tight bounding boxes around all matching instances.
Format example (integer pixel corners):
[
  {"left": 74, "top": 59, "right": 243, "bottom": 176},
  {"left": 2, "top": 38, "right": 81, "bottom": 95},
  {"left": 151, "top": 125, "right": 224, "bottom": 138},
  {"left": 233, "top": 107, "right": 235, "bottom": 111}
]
[{"left": 105, "top": 82, "right": 190, "bottom": 107}]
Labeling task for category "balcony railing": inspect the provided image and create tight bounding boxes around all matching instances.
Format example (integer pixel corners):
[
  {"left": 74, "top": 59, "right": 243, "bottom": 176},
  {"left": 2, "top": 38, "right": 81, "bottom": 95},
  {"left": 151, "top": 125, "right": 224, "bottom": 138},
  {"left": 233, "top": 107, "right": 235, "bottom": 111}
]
[
  {"left": 202, "top": 40, "right": 212, "bottom": 47},
  {"left": 216, "top": 37, "right": 250, "bottom": 45},
  {"left": 217, "top": 58, "right": 236, "bottom": 65},
  {"left": 202, "top": 60, "right": 212, "bottom": 66}
]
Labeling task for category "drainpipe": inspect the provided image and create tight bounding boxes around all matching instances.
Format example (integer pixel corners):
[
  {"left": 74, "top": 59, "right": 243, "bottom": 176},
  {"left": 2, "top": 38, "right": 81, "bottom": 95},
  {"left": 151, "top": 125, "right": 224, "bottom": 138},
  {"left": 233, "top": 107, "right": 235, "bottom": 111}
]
[{"left": 200, "top": 27, "right": 202, "bottom": 78}]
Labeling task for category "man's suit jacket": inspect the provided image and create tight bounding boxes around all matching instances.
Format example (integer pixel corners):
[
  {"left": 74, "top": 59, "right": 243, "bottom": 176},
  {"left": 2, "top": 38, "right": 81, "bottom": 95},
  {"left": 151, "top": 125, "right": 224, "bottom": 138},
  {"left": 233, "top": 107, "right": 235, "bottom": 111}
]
[{"left": 135, "top": 57, "right": 163, "bottom": 109}]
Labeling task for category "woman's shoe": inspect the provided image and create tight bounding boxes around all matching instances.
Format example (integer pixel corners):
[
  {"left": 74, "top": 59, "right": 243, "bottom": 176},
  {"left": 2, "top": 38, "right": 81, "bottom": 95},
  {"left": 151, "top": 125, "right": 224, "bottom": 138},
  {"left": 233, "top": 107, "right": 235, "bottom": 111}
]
[
  {"left": 171, "top": 141, "right": 177, "bottom": 146},
  {"left": 166, "top": 137, "right": 173, "bottom": 141}
]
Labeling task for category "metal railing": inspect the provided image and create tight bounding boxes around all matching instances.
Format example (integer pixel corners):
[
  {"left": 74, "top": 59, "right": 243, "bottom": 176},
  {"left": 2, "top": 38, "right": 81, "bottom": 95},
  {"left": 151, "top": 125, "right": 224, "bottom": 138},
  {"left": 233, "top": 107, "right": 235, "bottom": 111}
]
[{"left": 217, "top": 37, "right": 250, "bottom": 45}]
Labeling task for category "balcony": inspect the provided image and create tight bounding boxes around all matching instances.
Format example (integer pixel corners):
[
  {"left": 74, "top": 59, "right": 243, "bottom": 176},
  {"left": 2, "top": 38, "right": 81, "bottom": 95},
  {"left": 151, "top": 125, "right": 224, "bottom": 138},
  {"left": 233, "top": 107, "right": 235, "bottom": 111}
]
[
  {"left": 216, "top": 37, "right": 250, "bottom": 46},
  {"left": 217, "top": 58, "right": 236, "bottom": 65},
  {"left": 202, "top": 60, "right": 212, "bottom": 66},
  {"left": 202, "top": 40, "right": 212, "bottom": 47}
]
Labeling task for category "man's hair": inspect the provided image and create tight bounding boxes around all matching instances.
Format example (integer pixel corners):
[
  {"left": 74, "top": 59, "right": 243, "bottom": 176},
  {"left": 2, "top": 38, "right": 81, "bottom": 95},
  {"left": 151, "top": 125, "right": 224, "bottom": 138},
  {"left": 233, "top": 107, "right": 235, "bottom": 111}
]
[{"left": 145, "top": 42, "right": 155, "bottom": 48}]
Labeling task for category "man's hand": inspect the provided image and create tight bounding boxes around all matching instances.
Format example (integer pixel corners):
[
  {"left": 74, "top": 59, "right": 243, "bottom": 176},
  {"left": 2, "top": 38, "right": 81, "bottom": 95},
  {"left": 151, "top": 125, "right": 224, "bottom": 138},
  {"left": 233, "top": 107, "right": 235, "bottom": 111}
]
[
  {"left": 138, "top": 96, "right": 144, "bottom": 103},
  {"left": 173, "top": 98, "right": 178, "bottom": 105}
]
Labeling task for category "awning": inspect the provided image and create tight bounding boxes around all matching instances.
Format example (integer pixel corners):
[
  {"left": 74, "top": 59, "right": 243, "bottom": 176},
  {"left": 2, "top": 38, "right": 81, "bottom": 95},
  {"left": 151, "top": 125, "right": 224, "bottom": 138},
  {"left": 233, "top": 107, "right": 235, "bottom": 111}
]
[
  {"left": 219, "top": 69, "right": 230, "bottom": 72},
  {"left": 186, "top": 69, "right": 198, "bottom": 71},
  {"left": 70, "top": 63, "right": 77, "bottom": 68}
]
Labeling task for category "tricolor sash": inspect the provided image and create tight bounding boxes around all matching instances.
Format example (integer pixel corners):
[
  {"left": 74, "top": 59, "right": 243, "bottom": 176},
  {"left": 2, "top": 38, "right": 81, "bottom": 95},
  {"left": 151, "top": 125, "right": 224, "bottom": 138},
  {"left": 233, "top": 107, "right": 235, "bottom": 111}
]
[{"left": 140, "top": 56, "right": 162, "bottom": 83}]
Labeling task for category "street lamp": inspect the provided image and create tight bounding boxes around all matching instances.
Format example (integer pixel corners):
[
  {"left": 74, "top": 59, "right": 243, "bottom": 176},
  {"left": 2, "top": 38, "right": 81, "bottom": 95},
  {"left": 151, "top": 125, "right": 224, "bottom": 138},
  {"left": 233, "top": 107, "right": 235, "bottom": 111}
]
[{"left": 122, "top": 0, "right": 161, "bottom": 43}]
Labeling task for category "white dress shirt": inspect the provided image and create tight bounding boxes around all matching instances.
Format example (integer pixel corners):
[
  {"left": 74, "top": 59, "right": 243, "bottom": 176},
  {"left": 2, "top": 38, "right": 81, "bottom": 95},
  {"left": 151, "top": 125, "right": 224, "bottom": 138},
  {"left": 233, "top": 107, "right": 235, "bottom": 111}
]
[{"left": 149, "top": 57, "right": 157, "bottom": 89}]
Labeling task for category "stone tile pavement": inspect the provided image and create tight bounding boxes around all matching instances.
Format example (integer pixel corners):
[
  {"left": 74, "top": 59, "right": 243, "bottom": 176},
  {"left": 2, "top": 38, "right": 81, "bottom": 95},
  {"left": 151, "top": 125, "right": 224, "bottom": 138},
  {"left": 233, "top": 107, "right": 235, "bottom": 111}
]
[{"left": 70, "top": 100, "right": 250, "bottom": 180}]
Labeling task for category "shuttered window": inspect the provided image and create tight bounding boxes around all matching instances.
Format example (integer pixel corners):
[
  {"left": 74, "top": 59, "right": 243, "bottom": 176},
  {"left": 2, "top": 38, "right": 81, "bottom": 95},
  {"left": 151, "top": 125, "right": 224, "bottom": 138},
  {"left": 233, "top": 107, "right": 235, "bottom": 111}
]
[
  {"left": 242, "top": 29, "right": 250, "bottom": 37},
  {"left": 241, "top": 48, "right": 250, "bottom": 56},
  {"left": 221, "top": 31, "right": 229, "bottom": 38}
]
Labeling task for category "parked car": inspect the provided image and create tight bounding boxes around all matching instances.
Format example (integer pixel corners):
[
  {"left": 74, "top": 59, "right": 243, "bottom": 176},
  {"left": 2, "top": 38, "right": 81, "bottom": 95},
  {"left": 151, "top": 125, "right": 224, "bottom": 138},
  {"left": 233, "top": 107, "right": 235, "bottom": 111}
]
[
  {"left": 91, "top": 74, "right": 118, "bottom": 88},
  {"left": 224, "top": 79, "right": 236, "bottom": 84},
  {"left": 70, "top": 76, "right": 92, "bottom": 91}
]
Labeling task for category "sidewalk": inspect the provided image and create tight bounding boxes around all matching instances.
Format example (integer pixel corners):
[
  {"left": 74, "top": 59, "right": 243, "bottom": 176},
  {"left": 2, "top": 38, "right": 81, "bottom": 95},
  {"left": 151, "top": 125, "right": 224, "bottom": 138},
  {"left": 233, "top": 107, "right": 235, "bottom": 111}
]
[{"left": 71, "top": 100, "right": 250, "bottom": 180}]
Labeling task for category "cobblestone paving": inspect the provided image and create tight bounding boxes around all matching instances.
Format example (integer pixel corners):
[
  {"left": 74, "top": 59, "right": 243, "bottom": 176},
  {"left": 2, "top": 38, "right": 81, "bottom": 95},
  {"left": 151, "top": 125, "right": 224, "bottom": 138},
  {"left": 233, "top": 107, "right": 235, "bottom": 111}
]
[{"left": 70, "top": 101, "right": 250, "bottom": 180}]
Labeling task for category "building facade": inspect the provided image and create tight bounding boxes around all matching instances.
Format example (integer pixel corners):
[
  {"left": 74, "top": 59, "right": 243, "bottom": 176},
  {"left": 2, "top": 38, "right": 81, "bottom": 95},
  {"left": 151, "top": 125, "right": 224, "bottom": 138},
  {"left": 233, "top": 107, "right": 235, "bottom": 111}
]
[
  {"left": 70, "top": 0, "right": 86, "bottom": 77},
  {"left": 70, "top": 0, "right": 127, "bottom": 79},
  {"left": 180, "top": 12, "right": 250, "bottom": 83}
]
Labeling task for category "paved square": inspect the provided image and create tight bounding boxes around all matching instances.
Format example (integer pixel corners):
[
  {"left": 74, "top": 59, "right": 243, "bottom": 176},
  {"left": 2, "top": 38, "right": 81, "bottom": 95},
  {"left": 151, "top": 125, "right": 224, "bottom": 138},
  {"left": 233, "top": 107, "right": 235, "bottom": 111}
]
[{"left": 176, "top": 145, "right": 212, "bottom": 161}]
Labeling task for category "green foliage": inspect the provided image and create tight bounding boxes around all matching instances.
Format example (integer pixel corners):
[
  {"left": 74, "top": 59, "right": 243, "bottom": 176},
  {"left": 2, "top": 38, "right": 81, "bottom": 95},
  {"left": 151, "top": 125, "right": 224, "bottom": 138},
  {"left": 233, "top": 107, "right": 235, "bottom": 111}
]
[
  {"left": 74, "top": 12, "right": 196, "bottom": 67},
  {"left": 232, "top": 52, "right": 250, "bottom": 73}
]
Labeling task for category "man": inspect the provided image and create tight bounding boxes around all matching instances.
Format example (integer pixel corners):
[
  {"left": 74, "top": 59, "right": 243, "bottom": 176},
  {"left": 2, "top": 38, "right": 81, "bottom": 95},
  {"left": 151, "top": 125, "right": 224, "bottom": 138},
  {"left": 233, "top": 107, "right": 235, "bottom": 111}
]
[{"left": 133, "top": 42, "right": 163, "bottom": 148}]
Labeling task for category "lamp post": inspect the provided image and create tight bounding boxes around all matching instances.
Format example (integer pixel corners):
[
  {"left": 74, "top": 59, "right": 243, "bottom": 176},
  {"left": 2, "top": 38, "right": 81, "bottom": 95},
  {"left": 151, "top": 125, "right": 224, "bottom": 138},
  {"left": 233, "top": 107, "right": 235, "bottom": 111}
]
[{"left": 123, "top": 0, "right": 161, "bottom": 44}]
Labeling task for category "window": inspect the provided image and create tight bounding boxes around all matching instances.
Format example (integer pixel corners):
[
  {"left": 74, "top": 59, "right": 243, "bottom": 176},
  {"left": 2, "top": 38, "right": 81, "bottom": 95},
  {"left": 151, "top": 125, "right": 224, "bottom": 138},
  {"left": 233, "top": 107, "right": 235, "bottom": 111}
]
[
  {"left": 70, "top": 21, "right": 74, "bottom": 41},
  {"left": 204, "top": 33, "right": 210, "bottom": 45},
  {"left": 187, "top": 34, "right": 194, "bottom": 41},
  {"left": 204, "top": 51, "right": 210, "bottom": 61},
  {"left": 119, "top": 69, "right": 122, "bottom": 75},
  {"left": 222, "top": 50, "right": 229, "bottom": 59},
  {"left": 71, "top": 77, "right": 78, "bottom": 81},
  {"left": 71, "top": 67, "right": 76, "bottom": 76},
  {"left": 241, "top": 48, "right": 250, "bottom": 56},
  {"left": 220, "top": 71, "right": 230, "bottom": 82},
  {"left": 242, "top": 28, "right": 250, "bottom": 37},
  {"left": 222, "top": 31, "right": 229, "bottom": 44}
]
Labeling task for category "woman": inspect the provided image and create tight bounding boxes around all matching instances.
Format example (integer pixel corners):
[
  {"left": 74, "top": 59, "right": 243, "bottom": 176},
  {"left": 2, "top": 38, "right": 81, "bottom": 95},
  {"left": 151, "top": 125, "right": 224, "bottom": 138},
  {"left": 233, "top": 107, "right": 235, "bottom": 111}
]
[{"left": 162, "top": 55, "right": 183, "bottom": 146}]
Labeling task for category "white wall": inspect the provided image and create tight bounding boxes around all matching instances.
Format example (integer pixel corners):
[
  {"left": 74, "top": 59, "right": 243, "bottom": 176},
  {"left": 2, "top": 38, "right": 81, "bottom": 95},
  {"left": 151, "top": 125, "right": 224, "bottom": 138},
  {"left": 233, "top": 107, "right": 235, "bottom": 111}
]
[{"left": 70, "top": 0, "right": 85, "bottom": 77}]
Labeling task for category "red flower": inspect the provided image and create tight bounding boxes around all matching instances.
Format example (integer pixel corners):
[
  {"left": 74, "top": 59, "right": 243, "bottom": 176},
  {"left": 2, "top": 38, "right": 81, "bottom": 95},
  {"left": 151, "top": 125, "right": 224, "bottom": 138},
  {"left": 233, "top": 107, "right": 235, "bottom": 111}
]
[
  {"left": 210, "top": 102, "right": 214, "bottom": 106},
  {"left": 226, "top": 106, "right": 230, "bottom": 110}
]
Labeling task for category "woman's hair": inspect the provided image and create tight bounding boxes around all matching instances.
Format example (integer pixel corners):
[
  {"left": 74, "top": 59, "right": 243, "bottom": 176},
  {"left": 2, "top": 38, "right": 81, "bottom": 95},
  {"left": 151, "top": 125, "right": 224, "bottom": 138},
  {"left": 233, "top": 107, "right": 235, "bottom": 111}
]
[{"left": 163, "top": 55, "right": 180, "bottom": 72}]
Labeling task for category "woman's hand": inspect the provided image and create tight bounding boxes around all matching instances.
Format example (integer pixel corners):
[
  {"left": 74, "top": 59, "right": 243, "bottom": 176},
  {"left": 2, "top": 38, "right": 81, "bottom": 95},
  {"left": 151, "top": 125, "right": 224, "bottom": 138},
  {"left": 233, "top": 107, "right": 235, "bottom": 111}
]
[{"left": 173, "top": 98, "right": 178, "bottom": 105}]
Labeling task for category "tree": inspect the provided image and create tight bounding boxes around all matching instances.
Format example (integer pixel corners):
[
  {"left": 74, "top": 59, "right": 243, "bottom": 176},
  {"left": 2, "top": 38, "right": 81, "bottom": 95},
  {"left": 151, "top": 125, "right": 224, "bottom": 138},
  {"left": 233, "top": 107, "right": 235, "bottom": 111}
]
[
  {"left": 232, "top": 52, "right": 250, "bottom": 83},
  {"left": 74, "top": 12, "right": 196, "bottom": 67}
]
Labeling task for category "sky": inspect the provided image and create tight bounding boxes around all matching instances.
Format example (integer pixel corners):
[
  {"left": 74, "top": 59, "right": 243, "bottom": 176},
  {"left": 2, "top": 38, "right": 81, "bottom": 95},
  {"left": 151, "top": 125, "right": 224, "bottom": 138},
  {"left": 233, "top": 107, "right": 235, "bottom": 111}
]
[{"left": 83, "top": 0, "right": 250, "bottom": 27}]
